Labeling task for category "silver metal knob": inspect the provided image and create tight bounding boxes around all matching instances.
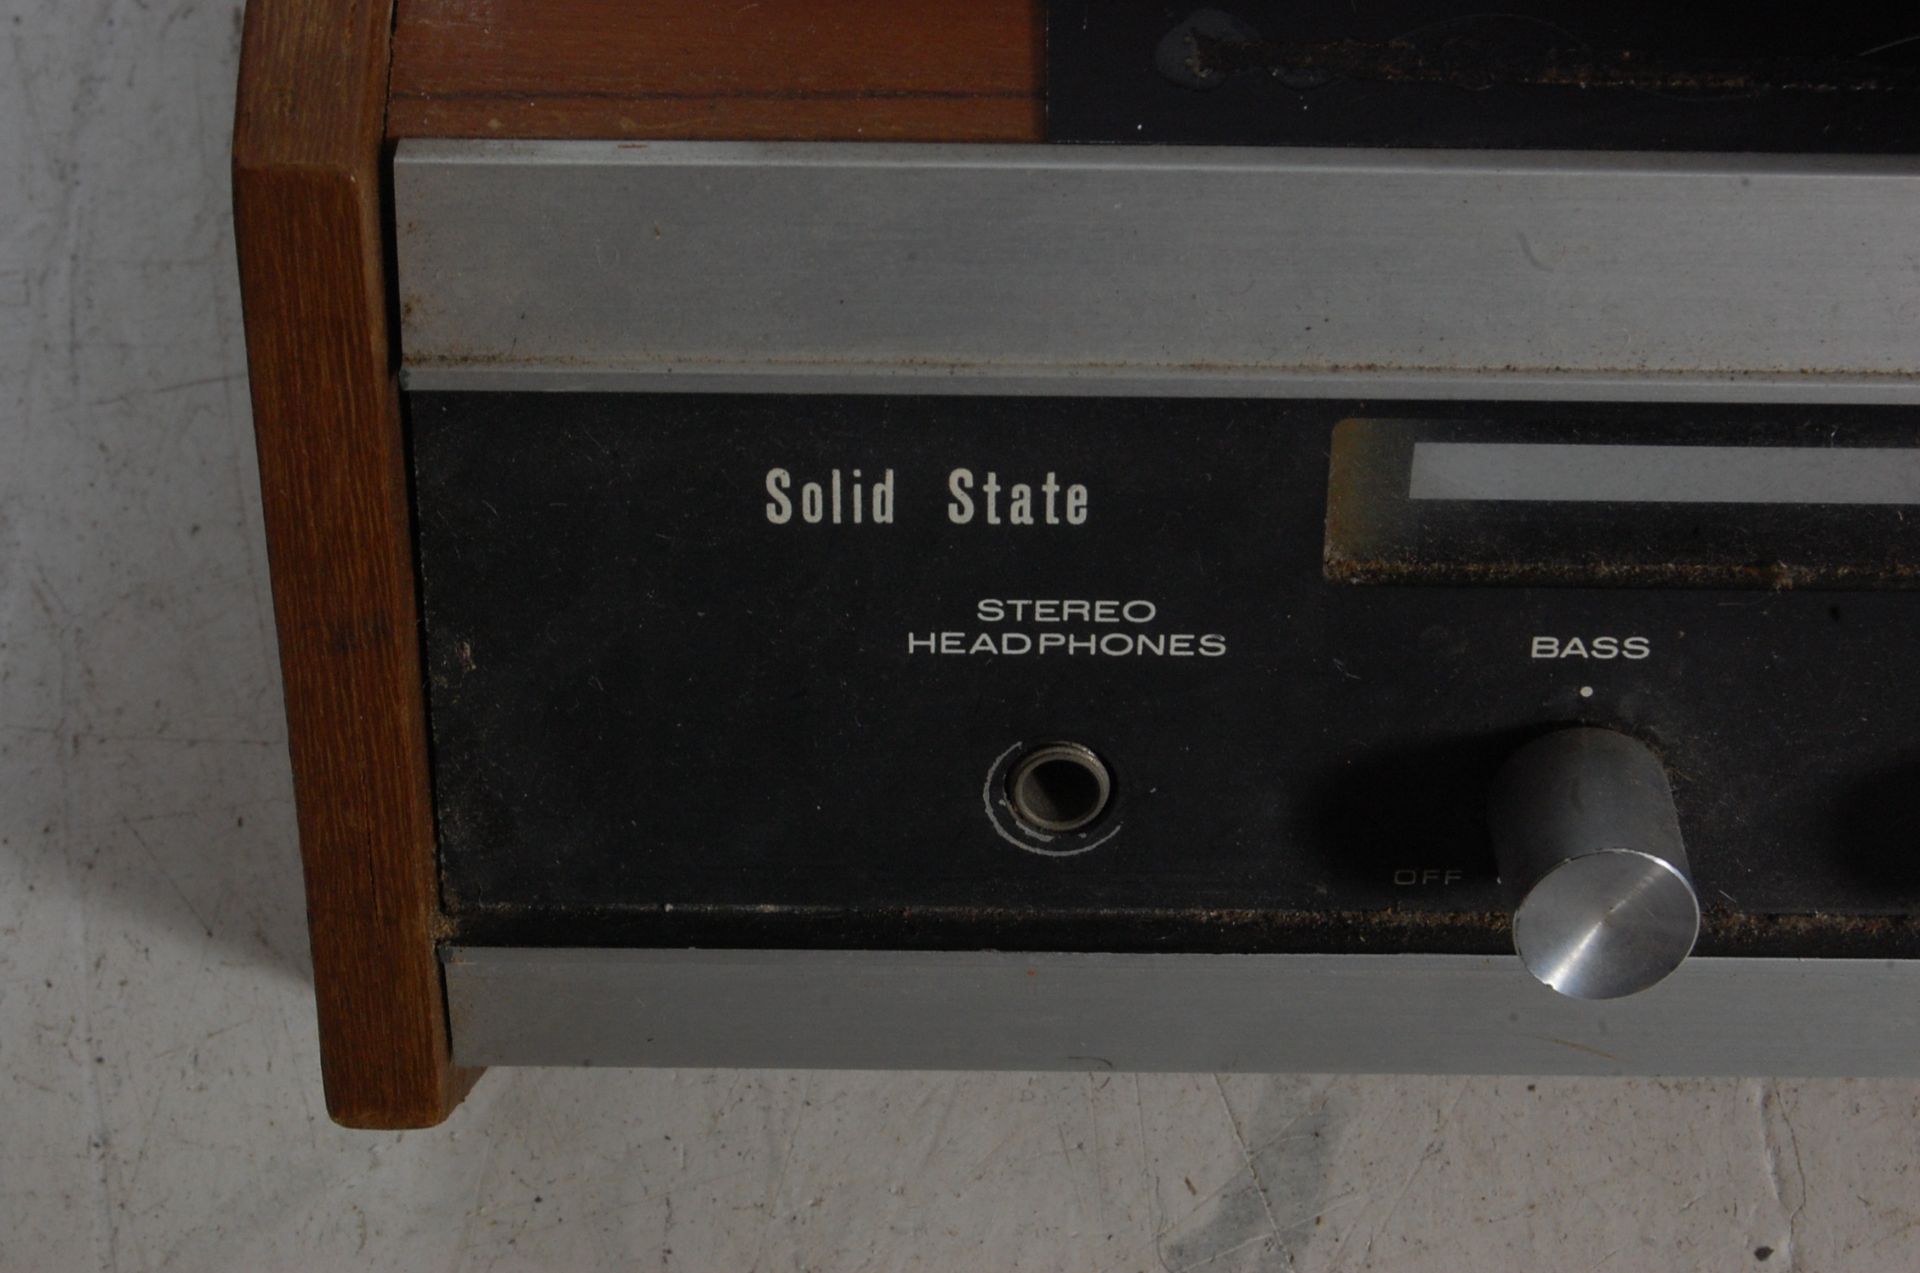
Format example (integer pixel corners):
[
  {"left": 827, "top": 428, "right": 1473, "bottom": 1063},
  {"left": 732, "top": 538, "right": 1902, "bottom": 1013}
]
[{"left": 1489, "top": 728, "right": 1699, "bottom": 1000}]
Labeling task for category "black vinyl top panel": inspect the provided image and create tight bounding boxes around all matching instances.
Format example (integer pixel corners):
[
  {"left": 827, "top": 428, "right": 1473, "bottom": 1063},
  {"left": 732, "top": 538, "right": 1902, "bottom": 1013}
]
[
  {"left": 411, "top": 393, "right": 1920, "bottom": 955},
  {"left": 1046, "top": 2, "right": 1920, "bottom": 151}
]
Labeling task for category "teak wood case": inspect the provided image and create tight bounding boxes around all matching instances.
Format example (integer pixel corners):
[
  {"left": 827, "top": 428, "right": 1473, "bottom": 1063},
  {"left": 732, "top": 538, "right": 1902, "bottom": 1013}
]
[{"left": 234, "top": 0, "right": 1042, "bottom": 1127}]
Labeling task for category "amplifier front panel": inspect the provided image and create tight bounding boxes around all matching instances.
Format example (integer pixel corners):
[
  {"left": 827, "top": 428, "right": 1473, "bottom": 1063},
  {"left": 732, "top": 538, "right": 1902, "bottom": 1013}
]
[
  {"left": 412, "top": 391, "right": 1920, "bottom": 956},
  {"left": 396, "top": 141, "right": 1920, "bottom": 1073}
]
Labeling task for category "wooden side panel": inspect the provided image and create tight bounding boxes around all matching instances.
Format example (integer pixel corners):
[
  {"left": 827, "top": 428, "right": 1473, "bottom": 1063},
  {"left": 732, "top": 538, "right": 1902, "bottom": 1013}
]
[
  {"left": 234, "top": 0, "right": 477, "bottom": 1128},
  {"left": 388, "top": 0, "right": 1044, "bottom": 141}
]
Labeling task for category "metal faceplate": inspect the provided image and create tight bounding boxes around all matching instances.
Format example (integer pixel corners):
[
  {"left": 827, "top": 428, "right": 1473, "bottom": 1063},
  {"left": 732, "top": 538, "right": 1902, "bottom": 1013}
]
[
  {"left": 397, "top": 141, "right": 1920, "bottom": 1073},
  {"left": 396, "top": 141, "right": 1920, "bottom": 401}
]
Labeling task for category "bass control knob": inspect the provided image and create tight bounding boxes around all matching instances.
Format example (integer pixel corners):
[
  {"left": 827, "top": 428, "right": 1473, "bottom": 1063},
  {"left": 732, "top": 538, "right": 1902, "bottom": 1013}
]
[{"left": 1488, "top": 727, "right": 1699, "bottom": 1000}]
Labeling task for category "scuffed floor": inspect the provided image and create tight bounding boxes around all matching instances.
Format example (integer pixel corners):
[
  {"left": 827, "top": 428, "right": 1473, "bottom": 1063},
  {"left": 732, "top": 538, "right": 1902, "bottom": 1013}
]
[{"left": 2, "top": 2, "right": 1918, "bottom": 1269}]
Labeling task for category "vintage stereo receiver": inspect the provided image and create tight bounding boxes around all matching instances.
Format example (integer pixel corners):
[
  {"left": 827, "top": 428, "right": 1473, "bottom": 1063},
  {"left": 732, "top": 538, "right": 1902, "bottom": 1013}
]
[{"left": 235, "top": 1, "right": 1920, "bottom": 1125}]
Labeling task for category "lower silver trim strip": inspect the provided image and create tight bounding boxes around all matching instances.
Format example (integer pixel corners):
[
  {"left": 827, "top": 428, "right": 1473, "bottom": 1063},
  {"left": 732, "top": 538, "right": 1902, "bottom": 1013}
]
[{"left": 444, "top": 948, "right": 1920, "bottom": 1076}]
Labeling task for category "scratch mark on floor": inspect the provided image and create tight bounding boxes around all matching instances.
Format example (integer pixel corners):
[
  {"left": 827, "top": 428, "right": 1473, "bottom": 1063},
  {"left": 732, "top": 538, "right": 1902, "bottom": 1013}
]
[
  {"left": 1213, "top": 1075, "right": 1283, "bottom": 1244},
  {"left": 746, "top": 1073, "right": 809, "bottom": 1273}
]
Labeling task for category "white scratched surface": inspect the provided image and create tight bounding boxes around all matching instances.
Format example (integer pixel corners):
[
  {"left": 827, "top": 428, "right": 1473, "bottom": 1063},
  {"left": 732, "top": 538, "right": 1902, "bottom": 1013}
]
[{"left": 2, "top": 2, "right": 1919, "bottom": 1269}]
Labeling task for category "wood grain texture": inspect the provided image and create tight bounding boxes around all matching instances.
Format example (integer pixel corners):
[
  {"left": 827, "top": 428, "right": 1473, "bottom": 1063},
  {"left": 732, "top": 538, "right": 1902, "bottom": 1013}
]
[
  {"left": 388, "top": 0, "right": 1044, "bottom": 141},
  {"left": 234, "top": 0, "right": 478, "bottom": 1128}
]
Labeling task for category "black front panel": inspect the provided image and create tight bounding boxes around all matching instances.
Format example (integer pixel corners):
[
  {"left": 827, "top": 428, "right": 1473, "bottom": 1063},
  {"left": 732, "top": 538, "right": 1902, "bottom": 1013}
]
[
  {"left": 1047, "top": 2, "right": 1920, "bottom": 152},
  {"left": 411, "top": 393, "right": 1920, "bottom": 953}
]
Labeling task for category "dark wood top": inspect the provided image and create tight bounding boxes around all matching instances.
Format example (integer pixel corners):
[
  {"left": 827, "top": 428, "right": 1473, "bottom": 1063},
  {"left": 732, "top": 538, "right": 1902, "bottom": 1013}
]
[{"left": 388, "top": 0, "right": 1045, "bottom": 141}]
